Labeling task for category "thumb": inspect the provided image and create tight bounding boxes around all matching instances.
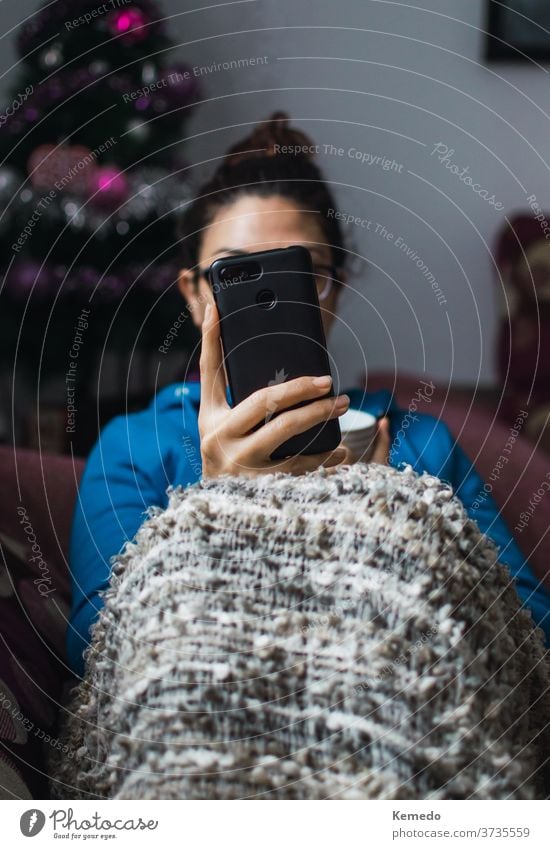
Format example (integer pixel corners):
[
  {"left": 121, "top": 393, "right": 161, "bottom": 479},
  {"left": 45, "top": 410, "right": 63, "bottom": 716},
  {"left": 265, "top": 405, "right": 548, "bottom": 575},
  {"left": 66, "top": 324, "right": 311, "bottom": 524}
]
[{"left": 200, "top": 301, "right": 228, "bottom": 410}]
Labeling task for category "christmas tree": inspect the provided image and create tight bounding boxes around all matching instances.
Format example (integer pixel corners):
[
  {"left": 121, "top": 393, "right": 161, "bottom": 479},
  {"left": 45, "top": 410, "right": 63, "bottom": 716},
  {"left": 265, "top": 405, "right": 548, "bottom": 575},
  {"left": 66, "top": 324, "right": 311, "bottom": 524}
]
[
  {"left": 0, "top": 0, "right": 200, "bottom": 448},
  {"left": 0, "top": 0, "right": 198, "bottom": 299}
]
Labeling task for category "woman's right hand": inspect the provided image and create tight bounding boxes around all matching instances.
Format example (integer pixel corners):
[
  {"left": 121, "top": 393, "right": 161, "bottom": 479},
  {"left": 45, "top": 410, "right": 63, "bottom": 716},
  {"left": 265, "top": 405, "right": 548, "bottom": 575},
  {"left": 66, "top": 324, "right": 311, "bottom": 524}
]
[{"left": 198, "top": 302, "right": 349, "bottom": 479}]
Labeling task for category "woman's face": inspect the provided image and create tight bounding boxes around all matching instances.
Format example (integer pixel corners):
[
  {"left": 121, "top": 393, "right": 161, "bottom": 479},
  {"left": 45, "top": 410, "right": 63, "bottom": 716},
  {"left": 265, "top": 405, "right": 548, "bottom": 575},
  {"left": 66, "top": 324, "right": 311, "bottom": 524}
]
[{"left": 178, "top": 194, "right": 342, "bottom": 336}]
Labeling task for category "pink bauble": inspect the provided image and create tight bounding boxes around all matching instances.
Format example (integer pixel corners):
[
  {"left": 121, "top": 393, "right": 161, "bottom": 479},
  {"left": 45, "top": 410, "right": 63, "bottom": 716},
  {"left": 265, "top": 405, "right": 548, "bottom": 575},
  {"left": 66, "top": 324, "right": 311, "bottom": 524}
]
[
  {"left": 106, "top": 8, "right": 150, "bottom": 45},
  {"left": 90, "top": 167, "right": 129, "bottom": 209}
]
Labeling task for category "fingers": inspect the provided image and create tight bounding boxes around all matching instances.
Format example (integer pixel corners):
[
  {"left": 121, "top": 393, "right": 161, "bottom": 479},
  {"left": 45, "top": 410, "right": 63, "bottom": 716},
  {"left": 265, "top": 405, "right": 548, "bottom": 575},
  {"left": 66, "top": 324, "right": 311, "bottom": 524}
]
[
  {"left": 224, "top": 374, "right": 336, "bottom": 437},
  {"left": 248, "top": 393, "right": 350, "bottom": 457},
  {"left": 336, "top": 443, "right": 354, "bottom": 465},
  {"left": 273, "top": 446, "right": 348, "bottom": 475},
  {"left": 370, "top": 416, "right": 391, "bottom": 465},
  {"left": 324, "top": 442, "right": 354, "bottom": 475},
  {"left": 199, "top": 302, "right": 228, "bottom": 412}
]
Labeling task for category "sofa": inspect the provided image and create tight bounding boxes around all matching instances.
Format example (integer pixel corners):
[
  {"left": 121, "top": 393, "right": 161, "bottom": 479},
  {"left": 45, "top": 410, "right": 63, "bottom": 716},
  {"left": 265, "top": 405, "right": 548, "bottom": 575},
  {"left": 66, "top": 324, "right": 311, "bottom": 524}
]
[{"left": 1, "top": 375, "right": 549, "bottom": 798}]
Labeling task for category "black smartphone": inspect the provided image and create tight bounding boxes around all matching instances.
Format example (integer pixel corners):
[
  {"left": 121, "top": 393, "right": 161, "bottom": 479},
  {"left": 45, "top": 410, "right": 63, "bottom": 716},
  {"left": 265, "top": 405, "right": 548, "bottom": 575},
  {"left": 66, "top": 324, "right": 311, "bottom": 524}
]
[{"left": 209, "top": 245, "right": 341, "bottom": 459}]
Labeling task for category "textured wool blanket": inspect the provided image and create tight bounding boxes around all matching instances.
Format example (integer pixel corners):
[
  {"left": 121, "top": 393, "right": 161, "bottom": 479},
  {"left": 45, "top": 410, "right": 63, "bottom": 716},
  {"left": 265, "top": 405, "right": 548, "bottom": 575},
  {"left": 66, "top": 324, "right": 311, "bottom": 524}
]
[{"left": 52, "top": 464, "right": 550, "bottom": 799}]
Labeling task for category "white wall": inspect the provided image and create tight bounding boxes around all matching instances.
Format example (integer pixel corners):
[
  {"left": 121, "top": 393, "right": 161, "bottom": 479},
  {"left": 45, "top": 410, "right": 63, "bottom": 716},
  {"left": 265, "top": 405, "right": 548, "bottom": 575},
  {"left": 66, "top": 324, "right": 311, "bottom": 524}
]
[{"left": 3, "top": 0, "right": 549, "bottom": 388}]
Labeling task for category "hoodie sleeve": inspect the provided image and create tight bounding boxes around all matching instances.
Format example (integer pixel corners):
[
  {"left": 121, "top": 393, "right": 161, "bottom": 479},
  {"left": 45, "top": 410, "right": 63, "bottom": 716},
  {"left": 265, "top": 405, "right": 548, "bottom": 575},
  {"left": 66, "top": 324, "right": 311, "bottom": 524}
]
[
  {"left": 450, "top": 436, "right": 550, "bottom": 645},
  {"left": 66, "top": 414, "right": 167, "bottom": 676}
]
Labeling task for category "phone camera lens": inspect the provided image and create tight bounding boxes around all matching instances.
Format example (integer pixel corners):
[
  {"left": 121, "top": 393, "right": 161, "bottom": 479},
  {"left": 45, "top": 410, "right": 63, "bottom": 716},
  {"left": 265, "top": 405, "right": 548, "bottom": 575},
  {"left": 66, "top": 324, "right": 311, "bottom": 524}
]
[
  {"left": 256, "top": 288, "right": 277, "bottom": 309},
  {"left": 218, "top": 260, "right": 262, "bottom": 286}
]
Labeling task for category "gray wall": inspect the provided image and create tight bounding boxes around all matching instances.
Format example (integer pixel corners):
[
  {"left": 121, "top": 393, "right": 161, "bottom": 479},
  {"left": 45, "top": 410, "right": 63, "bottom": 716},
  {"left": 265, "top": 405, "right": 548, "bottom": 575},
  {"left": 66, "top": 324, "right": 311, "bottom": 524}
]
[{"left": 3, "top": 0, "right": 549, "bottom": 388}]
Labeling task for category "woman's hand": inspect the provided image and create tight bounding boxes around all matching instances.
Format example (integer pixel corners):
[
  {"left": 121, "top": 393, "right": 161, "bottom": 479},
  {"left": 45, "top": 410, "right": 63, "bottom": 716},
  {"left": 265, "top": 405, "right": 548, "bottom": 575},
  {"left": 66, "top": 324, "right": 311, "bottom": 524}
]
[
  {"left": 330, "top": 417, "right": 391, "bottom": 472},
  {"left": 370, "top": 416, "right": 391, "bottom": 464},
  {"left": 199, "top": 302, "right": 349, "bottom": 478}
]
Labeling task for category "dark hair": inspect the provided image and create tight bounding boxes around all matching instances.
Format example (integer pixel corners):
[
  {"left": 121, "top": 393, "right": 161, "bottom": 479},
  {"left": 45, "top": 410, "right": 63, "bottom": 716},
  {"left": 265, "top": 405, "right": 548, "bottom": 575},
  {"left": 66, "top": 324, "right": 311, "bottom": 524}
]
[{"left": 178, "top": 112, "right": 345, "bottom": 276}]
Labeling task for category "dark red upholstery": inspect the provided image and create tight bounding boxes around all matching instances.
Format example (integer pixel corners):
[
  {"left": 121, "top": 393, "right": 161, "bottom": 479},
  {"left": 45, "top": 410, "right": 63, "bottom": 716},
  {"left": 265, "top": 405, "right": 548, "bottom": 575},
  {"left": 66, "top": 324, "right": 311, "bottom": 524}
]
[
  {"left": 494, "top": 215, "right": 550, "bottom": 417},
  {"left": 0, "top": 446, "right": 84, "bottom": 798}
]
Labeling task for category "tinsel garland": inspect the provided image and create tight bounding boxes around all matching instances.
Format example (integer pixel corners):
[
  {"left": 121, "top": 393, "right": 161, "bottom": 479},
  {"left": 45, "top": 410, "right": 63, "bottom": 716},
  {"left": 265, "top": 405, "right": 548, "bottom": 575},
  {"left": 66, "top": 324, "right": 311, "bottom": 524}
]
[
  {"left": 3, "top": 257, "right": 181, "bottom": 300},
  {"left": 0, "top": 165, "right": 192, "bottom": 230},
  {"left": 0, "top": 165, "right": 192, "bottom": 298}
]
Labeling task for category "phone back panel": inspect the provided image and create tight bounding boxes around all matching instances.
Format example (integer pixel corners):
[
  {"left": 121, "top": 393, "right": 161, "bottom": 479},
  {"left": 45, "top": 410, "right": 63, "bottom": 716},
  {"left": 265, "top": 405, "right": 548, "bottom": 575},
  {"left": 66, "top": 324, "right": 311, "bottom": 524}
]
[{"left": 210, "top": 246, "right": 341, "bottom": 458}]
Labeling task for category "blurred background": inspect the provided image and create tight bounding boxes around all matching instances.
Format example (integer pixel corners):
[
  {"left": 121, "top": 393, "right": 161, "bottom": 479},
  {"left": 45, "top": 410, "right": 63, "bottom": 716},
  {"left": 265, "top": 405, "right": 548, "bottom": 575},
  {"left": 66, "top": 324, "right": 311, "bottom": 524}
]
[{"left": 1, "top": 0, "right": 549, "bottom": 455}]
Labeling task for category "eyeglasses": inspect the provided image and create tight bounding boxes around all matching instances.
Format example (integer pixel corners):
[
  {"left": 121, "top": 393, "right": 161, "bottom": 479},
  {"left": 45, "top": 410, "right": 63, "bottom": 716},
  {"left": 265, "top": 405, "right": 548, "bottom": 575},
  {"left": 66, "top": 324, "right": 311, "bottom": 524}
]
[
  {"left": 313, "top": 264, "right": 337, "bottom": 302},
  {"left": 195, "top": 262, "right": 338, "bottom": 302}
]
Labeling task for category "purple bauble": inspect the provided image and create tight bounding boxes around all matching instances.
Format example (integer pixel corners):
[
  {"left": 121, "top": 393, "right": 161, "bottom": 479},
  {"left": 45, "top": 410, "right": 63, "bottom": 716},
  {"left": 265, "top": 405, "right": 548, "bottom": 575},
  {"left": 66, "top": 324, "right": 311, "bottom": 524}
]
[
  {"left": 90, "top": 167, "right": 129, "bottom": 209},
  {"left": 135, "top": 96, "right": 151, "bottom": 112},
  {"left": 163, "top": 64, "right": 198, "bottom": 107}
]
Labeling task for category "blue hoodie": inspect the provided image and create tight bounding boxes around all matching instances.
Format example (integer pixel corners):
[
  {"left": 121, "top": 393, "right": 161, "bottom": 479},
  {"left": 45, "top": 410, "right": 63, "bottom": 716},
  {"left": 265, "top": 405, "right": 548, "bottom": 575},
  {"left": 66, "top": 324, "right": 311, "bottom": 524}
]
[{"left": 67, "top": 381, "right": 550, "bottom": 675}]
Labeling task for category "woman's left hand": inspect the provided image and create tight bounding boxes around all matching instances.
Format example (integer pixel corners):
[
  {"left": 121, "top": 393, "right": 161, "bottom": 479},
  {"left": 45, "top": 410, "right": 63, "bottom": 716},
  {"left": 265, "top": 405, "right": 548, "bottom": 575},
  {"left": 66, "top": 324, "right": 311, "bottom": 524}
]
[
  {"left": 334, "top": 416, "right": 391, "bottom": 469},
  {"left": 370, "top": 416, "right": 391, "bottom": 464}
]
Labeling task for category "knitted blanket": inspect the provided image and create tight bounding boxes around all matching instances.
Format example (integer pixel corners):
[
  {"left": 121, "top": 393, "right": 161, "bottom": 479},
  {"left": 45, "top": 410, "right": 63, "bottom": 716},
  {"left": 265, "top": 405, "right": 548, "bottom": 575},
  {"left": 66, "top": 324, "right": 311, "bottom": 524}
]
[{"left": 52, "top": 464, "right": 550, "bottom": 799}]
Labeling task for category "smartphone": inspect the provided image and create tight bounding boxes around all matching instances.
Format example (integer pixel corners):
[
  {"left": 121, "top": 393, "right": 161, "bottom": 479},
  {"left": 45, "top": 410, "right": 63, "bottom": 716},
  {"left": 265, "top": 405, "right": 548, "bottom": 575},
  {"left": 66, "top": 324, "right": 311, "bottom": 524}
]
[{"left": 209, "top": 245, "right": 341, "bottom": 459}]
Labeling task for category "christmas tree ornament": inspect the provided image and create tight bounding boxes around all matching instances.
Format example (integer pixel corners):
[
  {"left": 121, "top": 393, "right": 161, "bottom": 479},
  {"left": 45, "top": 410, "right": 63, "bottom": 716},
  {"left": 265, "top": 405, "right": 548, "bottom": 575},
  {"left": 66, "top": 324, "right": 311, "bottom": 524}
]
[
  {"left": 0, "top": 170, "right": 17, "bottom": 233},
  {"left": 63, "top": 200, "right": 79, "bottom": 217},
  {"left": 126, "top": 119, "right": 150, "bottom": 141},
  {"left": 62, "top": 200, "right": 89, "bottom": 232},
  {"left": 141, "top": 61, "right": 157, "bottom": 84},
  {"left": 116, "top": 220, "right": 130, "bottom": 235},
  {"left": 164, "top": 64, "right": 198, "bottom": 107},
  {"left": 106, "top": 8, "right": 150, "bottom": 45},
  {"left": 0, "top": 166, "right": 19, "bottom": 199},
  {"left": 90, "top": 167, "right": 130, "bottom": 209},
  {"left": 134, "top": 96, "right": 151, "bottom": 112},
  {"left": 39, "top": 42, "right": 63, "bottom": 69},
  {"left": 89, "top": 60, "right": 110, "bottom": 77}
]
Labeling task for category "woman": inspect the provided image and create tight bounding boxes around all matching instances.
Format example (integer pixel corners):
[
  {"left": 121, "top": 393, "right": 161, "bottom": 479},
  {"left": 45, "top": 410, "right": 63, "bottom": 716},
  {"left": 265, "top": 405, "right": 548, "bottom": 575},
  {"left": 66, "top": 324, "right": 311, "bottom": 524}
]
[{"left": 67, "top": 113, "right": 550, "bottom": 675}]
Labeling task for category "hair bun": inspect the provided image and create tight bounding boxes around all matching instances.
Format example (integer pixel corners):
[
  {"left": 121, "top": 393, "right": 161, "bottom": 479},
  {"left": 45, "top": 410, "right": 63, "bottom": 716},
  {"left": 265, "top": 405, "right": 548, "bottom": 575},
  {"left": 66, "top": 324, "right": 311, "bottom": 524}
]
[{"left": 224, "top": 112, "right": 317, "bottom": 167}]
